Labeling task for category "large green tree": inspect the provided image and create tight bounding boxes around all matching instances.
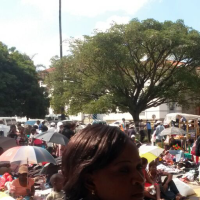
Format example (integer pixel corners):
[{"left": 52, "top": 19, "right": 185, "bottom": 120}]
[
  {"left": 48, "top": 19, "right": 200, "bottom": 123},
  {"left": 0, "top": 42, "right": 49, "bottom": 118}
]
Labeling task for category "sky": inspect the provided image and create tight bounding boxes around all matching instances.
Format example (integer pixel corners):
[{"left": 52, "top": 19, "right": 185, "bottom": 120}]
[{"left": 0, "top": 0, "right": 199, "bottom": 68}]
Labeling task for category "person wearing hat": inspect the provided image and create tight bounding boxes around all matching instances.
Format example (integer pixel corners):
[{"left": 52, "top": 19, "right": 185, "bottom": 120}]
[
  {"left": 49, "top": 122, "right": 56, "bottom": 133},
  {"left": 155, "top": 121, "right": 165, "bottom": 144},
  {"left": 10, "top": 165, "right": 35, "bottom": 198},
  {"left": 57, "top": 122, "right": 64, "bottom": 133}
]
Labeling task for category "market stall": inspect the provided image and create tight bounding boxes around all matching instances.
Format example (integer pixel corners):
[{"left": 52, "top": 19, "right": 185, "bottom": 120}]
[{"left": 164, "top": 113, "right": 200, "bottom": 139}]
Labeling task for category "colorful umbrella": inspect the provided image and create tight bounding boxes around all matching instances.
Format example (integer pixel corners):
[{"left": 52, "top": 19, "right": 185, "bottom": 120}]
[
  {"left": 0, "top": 146, "right": 56, "bottom": 165},
  {"left": 0, "top": 137, "right": 17, "bottom": 151},
  {"left": 139, "top": 145, "right": 164, "bottom": 163},
  {"left": 35, "top": 130, "right": 69, "bottom": 145}
]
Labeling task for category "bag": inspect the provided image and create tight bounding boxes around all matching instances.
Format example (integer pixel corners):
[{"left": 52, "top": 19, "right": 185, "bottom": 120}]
[{"left": 173, "top": 178, "right": 195, "bottom": 196}]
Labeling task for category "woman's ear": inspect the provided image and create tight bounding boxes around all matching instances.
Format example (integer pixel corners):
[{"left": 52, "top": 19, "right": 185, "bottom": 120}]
[{"left": 84, "top": 173, "right": 96, "bottom": 191}]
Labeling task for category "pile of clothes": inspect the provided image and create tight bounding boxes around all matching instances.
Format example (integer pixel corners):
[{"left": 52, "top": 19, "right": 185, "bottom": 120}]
[{"left": 0, "top": 173, "right": 13, "bottom": 191}]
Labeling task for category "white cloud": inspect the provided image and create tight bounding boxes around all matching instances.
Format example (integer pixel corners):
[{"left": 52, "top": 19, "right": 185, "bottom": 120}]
[
  {"left": 95, "top": 16, "right": 130, "bottom": 32},
  {"left": 1, "top": 0, "right": 158, "bottom": 67},
  {"left": 21, "top": 0, "right": 154, "bottom": 17},
  {"left": 0, "top": 18, "right": 64, "bottom": 67}
]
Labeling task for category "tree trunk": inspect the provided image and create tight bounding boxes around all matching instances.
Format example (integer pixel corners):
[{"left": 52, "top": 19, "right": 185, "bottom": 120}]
[
  {"left": 59, "top": 0, "right": 63, "bottom": 58},
  {"left": 130, "top": 111, "right": 140, "bottom": 132}
]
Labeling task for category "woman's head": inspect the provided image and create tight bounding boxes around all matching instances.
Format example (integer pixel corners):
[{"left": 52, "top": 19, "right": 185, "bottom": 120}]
[{"left": 62, "top": 125, "right": 144, "bottom": 200}]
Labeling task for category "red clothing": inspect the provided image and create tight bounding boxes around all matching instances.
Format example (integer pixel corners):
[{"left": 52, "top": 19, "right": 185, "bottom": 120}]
[
  {"left": 143, "top": 169, "right": 158, "bottom": 187},
  {"left": 143, "top": 169, "right": 153, "bottom": 187}
]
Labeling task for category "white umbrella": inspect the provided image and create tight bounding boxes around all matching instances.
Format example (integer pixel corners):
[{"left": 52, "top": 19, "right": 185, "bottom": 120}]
[
  {"left": 139, "top": 145, "right": 164, "bottom": 163},
  {"left": 160, "top": 127, "right": 186, "bottom": 136}
]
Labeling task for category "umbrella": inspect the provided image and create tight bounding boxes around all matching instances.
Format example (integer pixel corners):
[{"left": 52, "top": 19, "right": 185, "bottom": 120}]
[
  {"left": 25, "top": 120, "right": 36, "bottom": 126},
  {"left": 35, "top": 130, "right": 69, "bottom": 145},
  {"left": 139, "top": 145, "right": 164, "bottom": 163},
  {"left": 0, "top": 137, "right": 17, "bottom": 151},
  {"left": 0, "top": 146, "right": 56, "bottom": 165},
  {"left": 160, "top": 127, "right": 186, "bottom": 136}
]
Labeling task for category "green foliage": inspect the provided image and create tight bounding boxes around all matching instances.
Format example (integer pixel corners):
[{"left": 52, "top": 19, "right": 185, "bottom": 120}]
[
  {"left": 0, "top": 42, "right": 49, "bottom": 118},
  {"left": 48, "top": 19, "right": 200, "bottom": 121}
]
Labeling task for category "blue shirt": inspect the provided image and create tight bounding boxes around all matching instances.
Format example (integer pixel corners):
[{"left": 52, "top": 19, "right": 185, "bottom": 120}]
[{"left": 146, "top": 122, "right": 151, "bottom": 130}]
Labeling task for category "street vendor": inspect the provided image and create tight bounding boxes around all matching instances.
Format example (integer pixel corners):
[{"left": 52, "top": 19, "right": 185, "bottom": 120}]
[{"left": 10, "top": 165, "right": 35, "bottom": 198}]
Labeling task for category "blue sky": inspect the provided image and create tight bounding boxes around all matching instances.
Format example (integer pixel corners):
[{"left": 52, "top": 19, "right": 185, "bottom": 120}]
[{"left": 0, "top": 0, "right": 199, "bottom": 67}]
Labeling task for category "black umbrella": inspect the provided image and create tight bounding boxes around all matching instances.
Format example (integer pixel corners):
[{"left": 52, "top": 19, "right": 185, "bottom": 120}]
[
  {"left": 0, "top": 137, "right": 17, "bottom": 151},
  {"left": 35, "top": 130, "right": 69, "bottom": 145}
]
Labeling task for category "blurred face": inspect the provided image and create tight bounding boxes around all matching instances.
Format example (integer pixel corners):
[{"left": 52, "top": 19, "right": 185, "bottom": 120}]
[
  {"left": 19, "top": 173, "right": 27, "bottom": 182},
  {"left": 53, "top": 178, "right": 64, "bottom": 191},
  {"left": 60, "top": 125, "right": 64, "bottom": 131},
  {"left": 91, "top": 140, "right": 144, "bottom": 200},
  {"left": 149, "top": 164, "right": 157, "bottom": 174},
  {"left": 142, "top": 162, "right": 147, "bottom": 169}
]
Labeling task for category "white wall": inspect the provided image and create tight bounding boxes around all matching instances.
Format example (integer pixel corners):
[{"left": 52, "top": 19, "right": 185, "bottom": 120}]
[
  {"left": 69, "top": 113, "right": 84, "bottom": 121},
  {"left": 98, "top": 103, "right": 182, "bottom": 122}
]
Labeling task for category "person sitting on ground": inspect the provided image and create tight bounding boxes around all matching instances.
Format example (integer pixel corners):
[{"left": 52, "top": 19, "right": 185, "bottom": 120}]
[
  {"left": 148, "top": 160, "right": 184, "bottom": 200},
  {"left": 46, "top": 173, "right": 65, "bottom": 200},
  {"left": 141, "top": 158, "right": 162, "bottom": 200},
  {"left": 10, "top": 165, "right": 35, "bottom": 198},
  {"left": 131, "top": 135, "right": 142, "bottom": 148},
  {"left": 161, "top": 145, "right": 174, "bottom": 164},
  {"left": 62, "top": 124, "right": 145, "bottom": 200}
]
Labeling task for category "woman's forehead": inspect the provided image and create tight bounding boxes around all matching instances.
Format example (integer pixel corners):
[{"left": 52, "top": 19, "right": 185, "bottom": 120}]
[{"left": 112, "top": 141, "right": 140, "bottom": 164}]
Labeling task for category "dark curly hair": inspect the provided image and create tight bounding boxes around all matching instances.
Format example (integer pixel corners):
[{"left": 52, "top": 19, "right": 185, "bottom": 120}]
[{"left": 62, "top": 124, "right": 130, "bottom": 200}]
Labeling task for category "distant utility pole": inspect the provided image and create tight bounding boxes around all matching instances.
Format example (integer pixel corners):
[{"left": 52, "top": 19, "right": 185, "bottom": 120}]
[{"left": 59, "top": 0, "right": 63, "bottom": 58}]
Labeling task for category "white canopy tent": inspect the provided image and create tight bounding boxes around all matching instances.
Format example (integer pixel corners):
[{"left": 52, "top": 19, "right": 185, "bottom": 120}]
[{"left": 164, "top": 113, "right": 200, "bottom": 125}]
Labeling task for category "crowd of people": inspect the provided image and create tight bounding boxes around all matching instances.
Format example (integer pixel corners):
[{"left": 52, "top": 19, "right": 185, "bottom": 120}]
[{"left": 0, "top": 118, "right": 199, "bottom": 200}]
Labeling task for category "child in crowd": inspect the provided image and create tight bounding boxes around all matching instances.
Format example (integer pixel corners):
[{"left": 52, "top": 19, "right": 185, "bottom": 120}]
[
  {"left": 46, "top": 173, "right": 65, "bottom": 200},
  {"left": 141, "top": 157, "right": 162, "bottom": 200},
  {"left": 161, "top": 145, "right": 174, "bottom": 164}
]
